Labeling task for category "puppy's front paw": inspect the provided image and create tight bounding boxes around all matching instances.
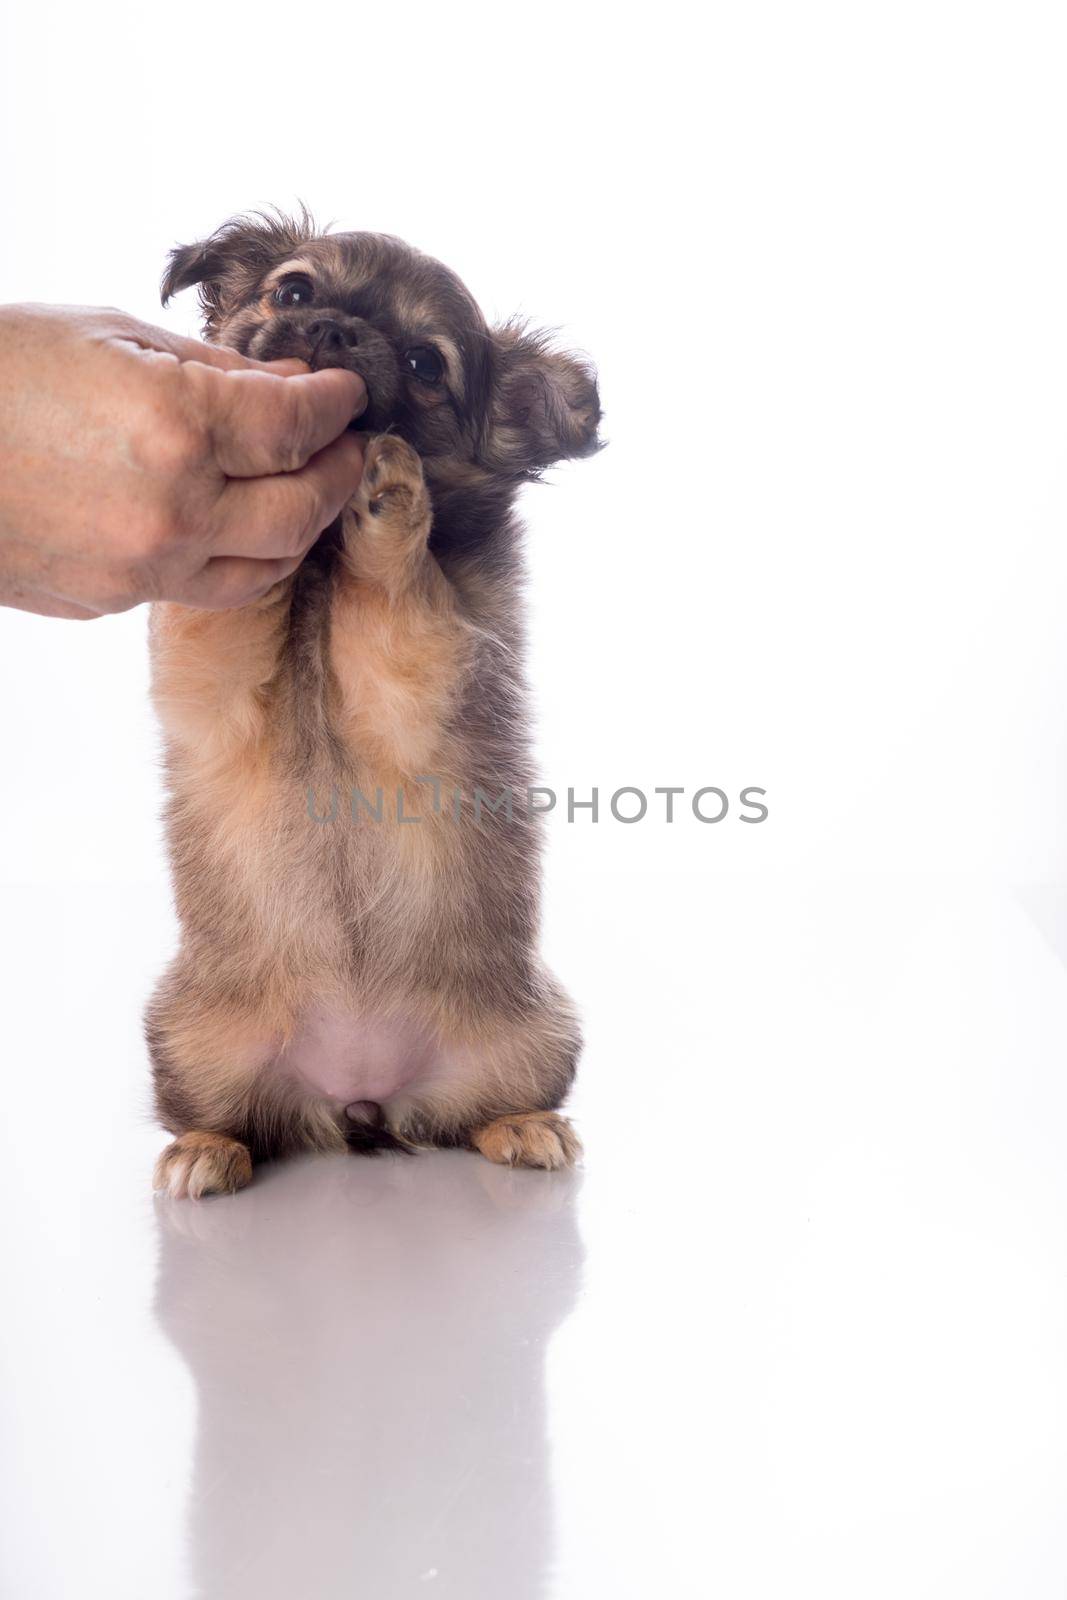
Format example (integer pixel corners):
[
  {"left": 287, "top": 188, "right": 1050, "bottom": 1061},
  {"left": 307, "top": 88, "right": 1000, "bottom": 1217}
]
[
  {"left": 471, "top": 1111, "right": 582, "bottom": 1170},
  {"left": 343, "top": 434, "right": 433, "bottom": 589},
  {"left": 355, "top": 433, "right": 431, "bottom": 532},
  {"left": 153, "top": 1131, "right": 253, "bottom": 1200}
]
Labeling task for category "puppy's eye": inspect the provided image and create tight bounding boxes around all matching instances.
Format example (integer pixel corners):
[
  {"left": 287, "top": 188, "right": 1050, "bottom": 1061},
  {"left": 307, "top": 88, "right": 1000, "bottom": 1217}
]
[
  {"left": 274, "top": 275, "right": 315, "bottom": 308},
  {"left": 405, "top": 345, "right": 445, "bottom": 385}
]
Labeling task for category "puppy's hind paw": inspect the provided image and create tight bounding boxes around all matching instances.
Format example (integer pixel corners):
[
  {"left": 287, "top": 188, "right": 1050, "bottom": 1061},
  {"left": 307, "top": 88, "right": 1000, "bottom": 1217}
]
[
  {"left": 153, "top": 1131, "right": 253, "bottom": 1200},
  {"left": 471, "top": 1111, "right": 582, "bottom": 1171}
]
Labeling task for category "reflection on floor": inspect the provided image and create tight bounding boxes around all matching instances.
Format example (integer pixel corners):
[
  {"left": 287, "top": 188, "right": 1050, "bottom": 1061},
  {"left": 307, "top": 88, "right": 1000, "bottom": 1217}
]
[
  {"left": 156, "top": 1151, "right": 582, "bottom": 1600},
  {"left": 3, "top": 873, "right": 1067, "bottom": 1598}
]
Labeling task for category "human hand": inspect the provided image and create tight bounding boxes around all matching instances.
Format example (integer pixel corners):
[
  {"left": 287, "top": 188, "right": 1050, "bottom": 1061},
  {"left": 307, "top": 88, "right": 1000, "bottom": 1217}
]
[{"left": 0, "top": 304, "right": 367, "bottom": 619}]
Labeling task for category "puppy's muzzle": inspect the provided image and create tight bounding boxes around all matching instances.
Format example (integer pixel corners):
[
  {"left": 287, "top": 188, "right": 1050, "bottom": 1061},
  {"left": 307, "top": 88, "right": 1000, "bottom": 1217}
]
[
  {"left": 306, "top": 317, "right": 359, "bottom": 358},
  {"left": 251, "top": 311, "right": 402, "bottom": 430}
]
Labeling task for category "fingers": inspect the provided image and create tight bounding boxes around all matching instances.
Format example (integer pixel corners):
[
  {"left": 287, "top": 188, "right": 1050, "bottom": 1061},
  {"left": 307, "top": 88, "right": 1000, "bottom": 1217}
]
[
  {"left": 35, "top": 595, "right": 105, "bottom": 620},
  {"left": 0, "top": 581, "right": 101, "bottom": 621},
  {"left": 183, "top": 362, "right": 368, "bottom": 479},
  {"left": 110, "top": 319, "right": 263, "bottom": 372},
  {"left": 258, "top": 357, "right": 312, "bottom": 376},
  {"left": 108, "top": 313, "right": 307, "bottom": 375},
  {"left": 211, "top": 430, "right": 365, "bottom": 561},
  {"left": 166, "top": 555, "right": 301, "bottom": 610}
]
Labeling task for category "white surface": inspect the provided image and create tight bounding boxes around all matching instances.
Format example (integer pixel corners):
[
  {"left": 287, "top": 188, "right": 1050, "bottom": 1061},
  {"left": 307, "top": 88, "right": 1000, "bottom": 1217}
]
[
  {"left": 4, "top": 0, "right": 1067, "bottom": 1594},
  {"left": 2, "top": 872, "right": 1067, "bottom": 1599},
  {"left": 3, "top": 1, "right": 1067, "bottom": 888}
]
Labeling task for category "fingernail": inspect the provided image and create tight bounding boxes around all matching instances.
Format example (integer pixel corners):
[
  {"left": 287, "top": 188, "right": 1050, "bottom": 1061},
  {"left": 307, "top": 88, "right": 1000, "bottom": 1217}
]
[{"left": 349, "top": 377, "right": 369, "bottom": 420}]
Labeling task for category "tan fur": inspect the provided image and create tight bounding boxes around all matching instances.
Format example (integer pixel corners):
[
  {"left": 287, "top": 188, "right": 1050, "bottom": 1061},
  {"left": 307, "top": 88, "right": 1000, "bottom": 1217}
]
[
  {"left": 149, "top": 220, "right": 600, "bottom": 1193},
  {"left": 471, "top": 1112, "right": 583, "bottom": 1170},
  {"left": 332, "top": 437, "right": 471, "bottom": 774},
  {"left": 149, "top": 436, "right": 579, "bottom": 1183},
  {"left": 154, "top": 1131, "right": 254, "bottom": 1199},
  {"left": 150, "top": 582, "right": 291, "bottom": 755}
]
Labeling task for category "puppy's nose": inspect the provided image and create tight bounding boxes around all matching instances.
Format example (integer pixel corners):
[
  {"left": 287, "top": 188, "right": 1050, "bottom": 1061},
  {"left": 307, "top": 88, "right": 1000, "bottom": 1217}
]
[{"left": 306, "top": 318, "right": 357, "bottom": 353}]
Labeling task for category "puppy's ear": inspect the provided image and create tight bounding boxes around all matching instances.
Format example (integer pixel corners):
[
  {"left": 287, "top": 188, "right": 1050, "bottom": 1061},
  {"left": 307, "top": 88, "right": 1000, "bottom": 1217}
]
[
  {"left": 483, "top": 321, "right": 602, "bottom": 477},
  {"left": 160, "top": 240, "right": 229, "bottom": 315},
  {"left": 160, "top": 208, "right": 316, "bottom": 333}
]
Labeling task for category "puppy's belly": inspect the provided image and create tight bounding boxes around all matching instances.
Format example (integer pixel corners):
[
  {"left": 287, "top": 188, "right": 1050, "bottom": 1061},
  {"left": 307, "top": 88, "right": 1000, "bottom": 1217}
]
[{"left": 280, "top": 1004, "right": 435, "bottom": 1106}]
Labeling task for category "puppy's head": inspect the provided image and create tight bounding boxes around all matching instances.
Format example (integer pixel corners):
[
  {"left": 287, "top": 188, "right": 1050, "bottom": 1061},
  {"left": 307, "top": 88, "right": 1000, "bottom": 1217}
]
[{"left": 162, "top": 210, "right": 601, "bottom": 482}]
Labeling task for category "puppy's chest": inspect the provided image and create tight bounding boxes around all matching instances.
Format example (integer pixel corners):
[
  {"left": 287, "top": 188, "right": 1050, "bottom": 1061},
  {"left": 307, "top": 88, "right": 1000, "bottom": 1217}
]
[{"left": 283, "top": 565, "right": 472, "bottom": 780}]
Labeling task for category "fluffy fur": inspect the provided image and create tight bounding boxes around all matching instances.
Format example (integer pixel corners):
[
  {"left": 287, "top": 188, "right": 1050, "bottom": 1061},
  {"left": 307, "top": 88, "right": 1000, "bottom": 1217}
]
[{"left": 147, "top": 211, "right": 601, "bottom": 1196}]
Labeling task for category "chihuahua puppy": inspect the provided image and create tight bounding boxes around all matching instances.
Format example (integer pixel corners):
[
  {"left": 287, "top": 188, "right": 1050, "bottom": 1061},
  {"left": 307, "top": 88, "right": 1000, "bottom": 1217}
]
[{"left": 147, "top": 212, "right": 600, "bottom": 1197}]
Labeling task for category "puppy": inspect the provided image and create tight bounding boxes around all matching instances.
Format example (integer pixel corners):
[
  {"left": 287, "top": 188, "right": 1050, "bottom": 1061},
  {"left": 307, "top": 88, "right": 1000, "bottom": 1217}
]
[{"left": 147, "top": 211, "right": 601, "bottom": 1198}]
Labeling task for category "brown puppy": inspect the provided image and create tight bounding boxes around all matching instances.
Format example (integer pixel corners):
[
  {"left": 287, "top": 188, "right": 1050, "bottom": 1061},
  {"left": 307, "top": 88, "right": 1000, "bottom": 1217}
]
[{"left": 147, "top": 211, "right": 600, "bottom": 1198}]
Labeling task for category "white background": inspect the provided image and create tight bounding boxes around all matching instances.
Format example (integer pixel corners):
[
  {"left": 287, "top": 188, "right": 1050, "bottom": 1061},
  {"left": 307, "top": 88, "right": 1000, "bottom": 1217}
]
[{"left": 3, "top": 4, "right": 1067, "bottom": 1597}]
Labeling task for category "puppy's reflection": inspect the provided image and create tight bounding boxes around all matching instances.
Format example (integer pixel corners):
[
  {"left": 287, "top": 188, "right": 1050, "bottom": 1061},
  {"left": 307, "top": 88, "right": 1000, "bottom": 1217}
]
[{"left": 154, "top": 1151, "right": 583, "bottom": 1600}]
